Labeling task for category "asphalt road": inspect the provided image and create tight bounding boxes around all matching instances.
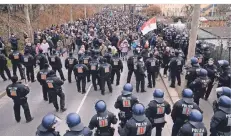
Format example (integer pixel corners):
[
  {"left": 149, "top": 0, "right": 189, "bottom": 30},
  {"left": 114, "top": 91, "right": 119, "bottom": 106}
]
[{"left": 0, "top": 51, "right": 216, "bottom": 136}]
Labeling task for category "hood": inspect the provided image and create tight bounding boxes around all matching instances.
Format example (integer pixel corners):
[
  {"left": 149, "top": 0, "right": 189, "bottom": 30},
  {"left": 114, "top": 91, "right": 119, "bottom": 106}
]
[{"left": 132, "top": 114, "right": 146, "bottom": 122}]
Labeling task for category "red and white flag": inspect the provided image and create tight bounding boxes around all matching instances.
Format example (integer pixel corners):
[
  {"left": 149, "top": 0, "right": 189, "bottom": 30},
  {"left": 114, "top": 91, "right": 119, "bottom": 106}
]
[{"left": 141, "top": 17, "right": 157, "bottom": 35}]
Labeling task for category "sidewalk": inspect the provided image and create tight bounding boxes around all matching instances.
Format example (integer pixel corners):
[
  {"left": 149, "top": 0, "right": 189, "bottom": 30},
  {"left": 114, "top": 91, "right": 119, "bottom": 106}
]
[{"left": 159, "top": 68, "right": 217, "bottom": 134}]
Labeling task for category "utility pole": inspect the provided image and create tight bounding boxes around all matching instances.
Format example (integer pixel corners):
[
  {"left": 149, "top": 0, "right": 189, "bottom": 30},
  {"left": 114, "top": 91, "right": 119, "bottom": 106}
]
[
  {"left": 70, "top": 5, "right": 73, "bottom": 23},
  {"left": 186, "top": 4, "right": 201, "bottom": 66},
  {"left": 84, "top": 5, "right": 87, "bottom": 19}
]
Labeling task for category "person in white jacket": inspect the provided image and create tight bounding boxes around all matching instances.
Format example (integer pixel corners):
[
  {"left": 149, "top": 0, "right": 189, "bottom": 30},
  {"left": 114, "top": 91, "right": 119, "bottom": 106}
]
[{"left": 40, "top": 39, "right": 50, "bottom": 56}]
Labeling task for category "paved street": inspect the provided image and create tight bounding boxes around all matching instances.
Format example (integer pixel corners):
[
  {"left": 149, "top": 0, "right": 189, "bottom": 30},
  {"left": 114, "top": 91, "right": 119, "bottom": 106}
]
[{"left": 0, "top": 51, "right": 216, "bottom": 136}]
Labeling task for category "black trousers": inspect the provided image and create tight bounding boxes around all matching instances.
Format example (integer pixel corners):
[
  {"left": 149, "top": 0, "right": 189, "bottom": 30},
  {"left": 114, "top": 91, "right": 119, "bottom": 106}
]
[
  {"left": 91, "top": 74, "right": 99, "bottom": 90},
  {"left": 25, "top": 66, "right": 35, "bottom": 82},
  {"left": 111, "top": 69, "right": 120, "bottom": 84},
  {"left": 148, "top": 72, "right": 156, "bottom": 87},
  {"left": 172, "top": 123, "right": 184, "bottom": 136},
  {"left": 127, "top": 70, "right": 134, "bottom": 83},
  {"left": 163, "top": 64, "right": 169, "bottom": 75},
  {"left": 100, "top": 77, "right": 112, "bottom": 93},
  {"left": 76, "top": 76, "right": 86, "bottom": 93},
  {"left": 42, "top": 85, "right": 52, "bottom": 102},
  {"left": 0, "top": 66, "right": 11, "bottom": 80},
  {"left": 13, "top": 100, "right": 32, "bottom": 122},
  {"left": 52, "top": 67, "right": 65, "bottom": 80},
  {"left": 12, "top": 63, "right": 24, "bottom": 79},
  {"left": 67, "top": 68, "right": 73, "bottom": 82},
  {"left": 136, "top": 75, "right": 145, "bottom": 92},
  {"left": 205, "top": 79, "right": 214, "bottom": 99},
  {"left": 51, "top": 91, "right": 65, "bottom": 110},
  {"left": 171, "top": 71, "right": 181, "bottom": 86},
  {"left": 86, "top": 70, "right": 91, "bottom": 82},
  {"left": 153, "top": 123, "right": 165, "bottom": 136}
]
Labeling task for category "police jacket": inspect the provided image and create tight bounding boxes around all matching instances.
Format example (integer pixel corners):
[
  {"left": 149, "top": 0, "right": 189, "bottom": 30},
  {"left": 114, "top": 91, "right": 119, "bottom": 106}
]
[
  {"left": 210, "top": 107, "right": 231, "bottom": 135},
  {"left": 9, "top": 50, "right": 23, "bottom": 64},
  {"left": 48, "top": 55, "right": 62, "bottom": 69},
  {"left": 185, "top": 64, "right": 201, "bottom": 85},
  {"left": 36, "top": 53, "right": 48, "bottom": 67},
  {"left": 24, "top": 45, "right": 36, "bottom": 57},
  {"left": 136, "top": 60, "right": 146, "bottom": 76},
  {"left": 65, "top": 57, "right": 77, "bottom": 69},
  {"left": 217, "top": 67, "right": 231, "bottom": 88},
  {"left": 6, "top": 82, "right": 30, "bottom": 103},
  {"left": 23, "top": 53, "right": 35, "bottom": 67},
  {"left": 145, "top": 100, "right": 171, "bottom": 125},
  {"left": 88, "top": 111, "right": 118, "bottom": 133},
  {"left": 0, "top": 53, "right": 8, "bottom": 66},
  {"left": 73, "top": 63, "right": 89, "bottom": 77},
  {"left": 204, "top": 64, "right": 217, "bottom": 80},
  {"left": 189, "top": 76, "right": 210, "bottom": 95},
  {"left": 64, "top": 127, "right": 92, "bottom": 136},
  {"left": 81, "top": 55, "right": 92, "bottom": 66},
  {"left": 89, "top": 59, "right": 99, "bottom": 74},
  {"left": 177, "top": 121, "right": 207, "bottom": 136},
  {"left": 110, "top": 57, "right": 123, "bottom": 71},
  {"left": 37, "top": 69, "right": 51, "bottom": 85},
  {"left": 119, "top": 115, "right": 152, "bottom": 136},
  {"left": 140, "top": 49, "right": 149, "bottom": 58},
  {"left": 169, "top": 56, "right": 183, "bottom": 72},
  {"left": 104, "top": 52, "right": 112, "bottom": 63},
  {"left": 127, "top": 55, "right": 138, "bottom": 71},
  {"left": 98, "top": 63, "right": 112, "bottom": 78},
  {"left": 171, "top": 99, "right": 202, "bottom": 124},
  {"left": 46, "top": 74, "right": 64, "bottom": 92},
  {"left": 36, "top": 127, "right": 60, "bottom": 136},
  {"left": 114, "top": 94, "right": 139, "bottom": 118},
  {"left": 145, "top": 57, "right": 159, "bottom": 73}
]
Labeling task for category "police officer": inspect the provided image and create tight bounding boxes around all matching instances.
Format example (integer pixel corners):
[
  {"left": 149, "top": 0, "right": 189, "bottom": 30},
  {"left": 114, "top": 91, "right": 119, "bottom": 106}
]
[
  {"left": 118, "top": 103, "right": 153, "bottom": 136},
  {"left": 73, "top": 59, "right": 89, "bottom": 94},
  {"left": 185, "top": 57, "right": 201, "bottom": 87},
  {"left": 89, "top": 55, "right": 100, "bottom": 91},
  {"left": 177, "top": 109, "right": 207, "bottom": 136},
  {"left": 9, "top": 47, "right": 25, "bottom": 80},
  {"left": 6, "top": 75, "right": 33, "bottom": 123},
  {"left": 65, "top": 52, "right": 77, "bottom": 83},
  {"left": 212, "top": 87, "right": 231, "bottom": 112},
  {"left": 136, "top": 56, "right": 146, "bottom": 93},
  {"left": 204, "top": 58, "right": 217, "bottom": 100},
  {"left": 189, "top": 68, "right": 210, "bottom": 105},
  {"left": 210, "top": 96, "right": 231, "bottom": 136},
  {"left": 88, "top": 100, "right": 118, "bottom": 136},
  {"left": 110, "top": 53, "right": 123, "bottom": 85},
  {"left": 81, "top": 51, "right": 92, "bottom": 82},
  {"left": 145, "top": 53, "right": 159, "bottom": 88},
  {"left": 145, "top": 89, "right": 171, "bottom": 136},
  {"left": 114, "top": 83, "right": 139, "bottom": 128},
  {"left": 217, "top": 60, "right": 231, "bottom": 88},
  {"left": 171, "top": 89, "right": 202, "bottom": 136},
  {"left": 127, "top": 50, "right": 138, "bottom": 83},
  {"left": 0, "top": 52, "right": 11, "bottom": 81},
  {"left": 23, "top": 49, "right": 36, "bottom": 82},
  {"left": 36, "top": 114, "right": 61, "bottom": 136},
  {"left": 104, "top": 48, "right": 113, "bottom": 63},
  {"left": 169, "top": 50, "right": 183, "bottom": 88},
  {"left": 64, "top": 113, "right": 93, "bottom": 136},
  {"left": 36, "top": 49, "right": 48, "bottom": 70},
  {"left": 37, "top": 63, "right": 52, "bottom": 102},
  {"left": 98, "top": 58, "right": 112, "bottom": 95},
  {"left": 48, "top": 50, "right": 66, "bottom": 81},
  {"left": 46, "top": 70, "right": 66, "bottom": 112}
]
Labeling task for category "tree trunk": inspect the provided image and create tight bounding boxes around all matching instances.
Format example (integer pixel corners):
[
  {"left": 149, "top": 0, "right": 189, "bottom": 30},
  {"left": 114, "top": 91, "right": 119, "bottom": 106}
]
[
  {"left": 24, "top": 4, "right": 34, "bottom": 43},
  {"left": 70, "top": 5, "right": 73, "bottom": 23},
  {"left": 186, "top": 4, "right": 201, "bottom": 66},
  {"left": 29, "top": 4, "right": 33, "bottom": 21},
  {"left": 7, "top": 4, "right": 11, "bottom": 39},
  {"left": 84, "top": 5, "right": 87, "bottom": 19}
]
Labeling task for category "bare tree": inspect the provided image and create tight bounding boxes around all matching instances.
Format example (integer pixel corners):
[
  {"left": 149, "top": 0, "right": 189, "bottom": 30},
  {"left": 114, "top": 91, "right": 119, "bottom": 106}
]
[{"left": 24, "top": 4, "right": 33, "bottom": 43}]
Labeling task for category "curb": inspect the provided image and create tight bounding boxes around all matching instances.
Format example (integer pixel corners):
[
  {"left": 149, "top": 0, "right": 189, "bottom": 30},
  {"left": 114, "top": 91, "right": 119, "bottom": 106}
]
[{"left": 159, "top": 69, "right": 180, "bottom": 104}]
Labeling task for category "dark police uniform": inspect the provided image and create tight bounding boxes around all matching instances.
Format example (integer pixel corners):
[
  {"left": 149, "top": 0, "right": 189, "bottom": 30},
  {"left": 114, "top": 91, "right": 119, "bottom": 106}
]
[
  {"left": 64, "top": 127, "right": 92, "bottom": 136},
  {"left": 145, "top": 100, "right": 171, "bottom": 136},
  {"left": 204, "top": 63, "right": 217, "bottom": 100},
  {"left": 6, "top": 81, "right": 33, "bottom": 122},
  {"left": 73, "top": 63, "right": 89, "bottom": 93},
  {"left": 145, "top": 56, "right": 159, "bottom": 88},
  {"left": 48, "top": 54, "right": 65, "bottom": 80},
  {"left": 185, "top": 64, "right": 201, "bottom": 87},
  {"left": 36, "top": 52, "right": 48, "bottom": 70},
  {"left": 9, "top": 50, "right": 25, "bottom": 79},
  {"left": 81, "top": 54, "right": 92, "bottom": 82},
  {"left": 135, "top": 59, "right": 146, "bottom": 92},
  {"left": 171, "top": 99, "right": 202, "bottom": 136},
  {"left": 46, "top": 73, "right": 65, "bottom": 111},
  {"left": 88, "top": 111, "right": 117, "bottom": 136},
  {"left": 89, "top": 58, "right": 100, "bottom": 91},
  {"left": 127, "top": 55, "right": 138, "bottom": 83},
  {"left": 110, "top": 56, "right": 123, "bottom": 85},
  {"left": 0, "top": 53, "right": 11, "bottom": 80},
  {"left": 177, "top": 121, "right": 207, "bottom": 136},
  {"left": 114, "top": 94, "right": 139, "bottom": 127},
  {"left": 23, "top": 52, "right": 35, "bottom": 82},
  {"left": 65, "top": 56, "right": 77, "bottom": 83},
  {"left": 98, "top": 62, "right": 112, "bottom": 95},
  {"left": 169, "top": 55, "right": 184, "bottom": 87}
]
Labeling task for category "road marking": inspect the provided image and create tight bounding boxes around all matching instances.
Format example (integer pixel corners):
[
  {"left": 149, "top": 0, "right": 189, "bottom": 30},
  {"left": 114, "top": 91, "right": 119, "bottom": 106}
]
[{"left": 76, "top": 84, "right": 93, "bottom": 114}]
